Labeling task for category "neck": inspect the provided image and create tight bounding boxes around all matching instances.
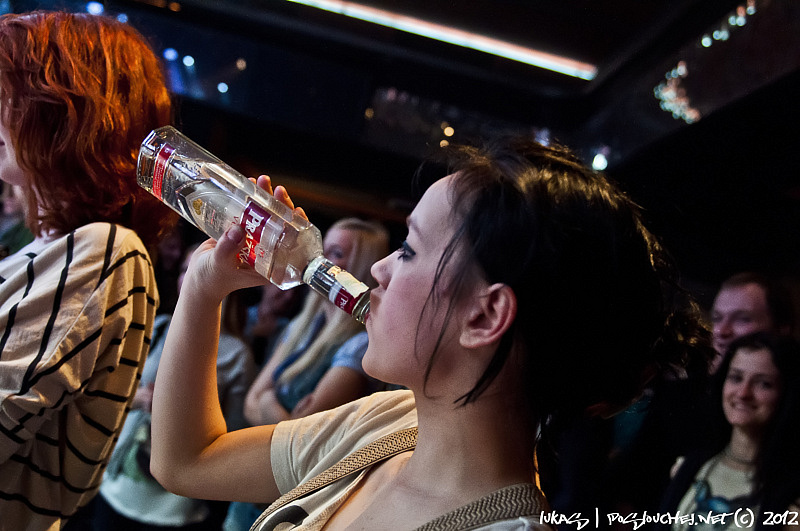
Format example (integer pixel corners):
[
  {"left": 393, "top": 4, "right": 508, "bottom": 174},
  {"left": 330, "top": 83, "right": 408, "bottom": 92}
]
[
  {"left": 725, "top": 427, "right": 760, "bottom": 467},
  {"left": 400, "top": 390, "right": 536, "bottom": 501}
]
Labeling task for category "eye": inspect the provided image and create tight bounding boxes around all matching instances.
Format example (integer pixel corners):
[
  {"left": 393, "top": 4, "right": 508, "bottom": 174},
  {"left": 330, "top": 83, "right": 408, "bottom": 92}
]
[
  {"left": 726, "top": 372, "right": 743, "bottom": 384},
  {"left": 397, "top": 240, "right": 416, "bottom": 261},
  {"left": 324, "top": 245, "right": 344, "bottom": 261},
  {"left": 755, "top": 378, "right": 777, "bottom": 390}
]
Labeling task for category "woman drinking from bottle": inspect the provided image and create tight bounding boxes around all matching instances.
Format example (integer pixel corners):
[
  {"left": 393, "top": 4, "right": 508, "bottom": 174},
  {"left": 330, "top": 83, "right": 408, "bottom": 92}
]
[{"left": 151, "top": 137, "right": 714, "bottom": 530}]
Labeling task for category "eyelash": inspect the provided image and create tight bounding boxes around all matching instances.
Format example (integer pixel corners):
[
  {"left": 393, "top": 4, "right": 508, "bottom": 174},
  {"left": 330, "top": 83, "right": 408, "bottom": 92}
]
[{"left": 397, "top": 241, "right": 416, "bottom": 261}]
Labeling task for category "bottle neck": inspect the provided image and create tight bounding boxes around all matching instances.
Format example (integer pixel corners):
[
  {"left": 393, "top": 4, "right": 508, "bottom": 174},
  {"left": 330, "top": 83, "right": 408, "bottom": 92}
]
[{"left": 303, "top": 256, "right": 370, "bottom": 323}]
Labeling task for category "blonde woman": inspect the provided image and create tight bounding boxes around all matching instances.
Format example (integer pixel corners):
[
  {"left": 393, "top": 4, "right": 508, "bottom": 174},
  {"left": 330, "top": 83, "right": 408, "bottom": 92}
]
[
  {"left": 224, "top": 217, "right": 389, "bottom": 530},
  {"left": 243, "top": 217, "right": 390, "bottom": 426}
]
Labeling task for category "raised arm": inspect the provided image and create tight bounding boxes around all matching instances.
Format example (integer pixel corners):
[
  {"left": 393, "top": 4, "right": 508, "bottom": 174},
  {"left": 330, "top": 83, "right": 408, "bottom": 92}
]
[{"left": 150, "top": 177, "right": 299, "bottom": 504}]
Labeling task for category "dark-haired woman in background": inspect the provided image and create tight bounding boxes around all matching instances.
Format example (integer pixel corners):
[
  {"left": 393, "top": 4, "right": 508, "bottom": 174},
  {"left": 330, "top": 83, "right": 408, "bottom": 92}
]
[
  {"left": 658, "top": 332, "right": 800, "bottom": 530},
  {"left": 0, "top": 11, "right": 174, "bottom": 530}
]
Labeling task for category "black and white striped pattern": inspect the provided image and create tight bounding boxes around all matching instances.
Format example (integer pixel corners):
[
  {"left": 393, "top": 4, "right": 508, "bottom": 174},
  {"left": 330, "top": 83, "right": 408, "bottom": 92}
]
[{"left": 0, "top": 223, "right": 158, "bottom": 530}]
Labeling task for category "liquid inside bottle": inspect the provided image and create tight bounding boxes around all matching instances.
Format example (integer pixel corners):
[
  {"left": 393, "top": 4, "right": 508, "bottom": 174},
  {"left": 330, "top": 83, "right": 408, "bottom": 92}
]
[{"left": 137, "top": 126, "right": 371, "bottom": 322}]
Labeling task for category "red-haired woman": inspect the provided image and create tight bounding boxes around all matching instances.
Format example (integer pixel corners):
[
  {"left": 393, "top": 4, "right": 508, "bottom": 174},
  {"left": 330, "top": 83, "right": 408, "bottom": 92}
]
[{"left": 0, "top": 10, "right": 174, "bottom": 530}]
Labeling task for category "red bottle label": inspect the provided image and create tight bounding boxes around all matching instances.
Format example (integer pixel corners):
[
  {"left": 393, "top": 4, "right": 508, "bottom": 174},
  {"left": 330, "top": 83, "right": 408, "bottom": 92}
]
[
  {"left": 327, "top": 266, "right": 368, "bottom": 315},
  {"left": 237, "top": 201, "right": 271, "bottom": 267},
  {"left": 153, "top": 143, "right": 175, "bottom": 199}
]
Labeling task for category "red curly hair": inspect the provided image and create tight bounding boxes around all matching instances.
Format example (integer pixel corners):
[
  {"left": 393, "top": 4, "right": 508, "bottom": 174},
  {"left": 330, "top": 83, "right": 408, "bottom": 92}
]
[{"left": 0, "top": 11, "right": 176, "bottom": 249}]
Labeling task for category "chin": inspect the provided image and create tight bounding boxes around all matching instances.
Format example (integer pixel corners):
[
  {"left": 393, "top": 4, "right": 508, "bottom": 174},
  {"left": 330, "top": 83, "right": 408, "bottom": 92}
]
[{"left": 726, "top": 415, "right": 768, "bottom": 433}]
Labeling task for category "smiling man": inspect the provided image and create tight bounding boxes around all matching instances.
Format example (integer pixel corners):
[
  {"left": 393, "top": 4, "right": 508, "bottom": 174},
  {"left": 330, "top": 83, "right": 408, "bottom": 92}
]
[{"left": 710, "top": 272, "right": 795, "bottom": 373}]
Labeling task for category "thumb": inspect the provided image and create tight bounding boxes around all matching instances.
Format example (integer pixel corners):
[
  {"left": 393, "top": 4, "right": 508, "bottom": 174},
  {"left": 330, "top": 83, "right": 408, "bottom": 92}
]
[{"left": 216, "top": 224, "right": 246, "bottom": 259}]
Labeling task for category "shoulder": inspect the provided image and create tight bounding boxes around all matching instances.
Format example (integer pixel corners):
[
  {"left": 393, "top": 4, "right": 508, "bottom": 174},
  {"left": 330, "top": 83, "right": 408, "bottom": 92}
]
[
  {"left": 331, "top": 331, "right": 369, "bottom": 370},
  {"left": 72, "top": 223, "right": 149, "bottom": 257},
  {"left": 276, "top": 389, "right": 416, "bottom": 448},
  {"left": 271, "top": 390, "right": 416, "bottom": 491},
  {"left": 338, "top": 331, "right": 369, "bottom": 351},
  {"left": 0, "top": 223, "right": 152, "bottom": 299},
  {"left": 16, "top": 223, "right": 149, "bottom": 267},
  {"left": 659, "top": 450, "right": 719, "bottom": 514}
]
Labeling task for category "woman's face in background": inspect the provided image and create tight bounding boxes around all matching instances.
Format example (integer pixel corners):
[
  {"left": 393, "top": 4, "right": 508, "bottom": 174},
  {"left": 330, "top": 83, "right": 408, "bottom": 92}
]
[
  {"left": 722, "top": 347, "right": 783, "bottom": 435},
  {"left": 323, "top": 226, "right": 356, "bottom": 270}
]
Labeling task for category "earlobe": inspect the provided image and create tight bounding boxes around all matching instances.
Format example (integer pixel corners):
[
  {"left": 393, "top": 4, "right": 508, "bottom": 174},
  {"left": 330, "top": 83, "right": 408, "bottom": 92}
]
[{"left": 460, "top": 283, "right": 517, "bottom": 349}]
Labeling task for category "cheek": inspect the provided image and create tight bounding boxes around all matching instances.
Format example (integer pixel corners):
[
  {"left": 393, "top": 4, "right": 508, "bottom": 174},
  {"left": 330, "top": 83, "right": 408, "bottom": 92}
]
[
  {"left": 757, "top": 390, "right": 781, "bottom": 414},
  {"left": 364, "top": 279, "right": 443, "bottom": 384},
  {"left": 722, "top": 382, "right": 735, "bottom": 400},
  {"left": 0, "top": 161, "right": 27, "bottom": 187}
]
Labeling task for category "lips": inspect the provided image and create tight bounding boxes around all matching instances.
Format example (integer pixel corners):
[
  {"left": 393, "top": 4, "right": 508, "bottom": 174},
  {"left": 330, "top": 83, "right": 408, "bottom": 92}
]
[{"left": 727, "top": 401, "right": 754, "bottom": 411}]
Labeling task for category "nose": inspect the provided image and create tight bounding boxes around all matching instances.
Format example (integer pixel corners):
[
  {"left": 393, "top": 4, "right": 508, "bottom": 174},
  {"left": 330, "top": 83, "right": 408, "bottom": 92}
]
[
  {"left": 735, "top": 381, "right": 754, "bottom": 400},
  {"left": 371, "top": 253, "right": 392, "bottom": 288},
  {"left": 714, "top": 317, "right": 733, "bottom": 338}
]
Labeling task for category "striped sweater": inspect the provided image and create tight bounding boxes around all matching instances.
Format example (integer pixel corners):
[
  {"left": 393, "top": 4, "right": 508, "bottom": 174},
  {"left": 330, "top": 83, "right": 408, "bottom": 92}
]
[{"left": 0, "top": 223, "right": 157, "bottom": 531}]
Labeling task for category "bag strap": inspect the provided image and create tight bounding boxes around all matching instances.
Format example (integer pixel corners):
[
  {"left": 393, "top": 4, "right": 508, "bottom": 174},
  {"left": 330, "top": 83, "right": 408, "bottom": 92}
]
[
  {"left": 414, "top": 483, "right": 545, "bottom": 530},
  {"left": 252, "top": 427, "right": 418, "bottom": 530},
  {"left": 253, "top": 426, "right": 545, "bottom": 530}
]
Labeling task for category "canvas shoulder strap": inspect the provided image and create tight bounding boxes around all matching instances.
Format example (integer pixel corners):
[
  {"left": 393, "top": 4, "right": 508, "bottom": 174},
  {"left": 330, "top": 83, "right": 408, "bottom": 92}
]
[
  {"left": 252, "top": 426, "right": 546, "bottom": 530},
  {"left": 250, "top": 427, "right": 418, "bottom": 531}
]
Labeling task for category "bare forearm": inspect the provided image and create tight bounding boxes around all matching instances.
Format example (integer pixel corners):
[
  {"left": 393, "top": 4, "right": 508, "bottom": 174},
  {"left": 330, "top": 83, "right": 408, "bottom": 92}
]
[
  {"left": 150, "top": 281, "right": 227, "bottom": 492},
  {"left": 150, "top": 186, "right": 299, "bottom": 502}
]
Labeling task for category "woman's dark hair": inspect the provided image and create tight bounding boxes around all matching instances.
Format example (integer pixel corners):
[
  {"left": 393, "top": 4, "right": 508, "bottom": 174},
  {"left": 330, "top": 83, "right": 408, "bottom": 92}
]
[
  {"left": 0, "top": 11, "right": 176, "bottom": 249},
  {"left": 706, "top": 331, "right": 800, "bottom": 521},
  {"left": 418, "top": 136, "right": 714, "bottom": 435}
]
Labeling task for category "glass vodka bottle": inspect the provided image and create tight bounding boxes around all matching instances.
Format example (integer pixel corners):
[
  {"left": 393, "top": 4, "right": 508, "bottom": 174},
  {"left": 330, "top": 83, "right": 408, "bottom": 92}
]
[{"left": 136, "top": 126, "right": 370, "bottom": 324}]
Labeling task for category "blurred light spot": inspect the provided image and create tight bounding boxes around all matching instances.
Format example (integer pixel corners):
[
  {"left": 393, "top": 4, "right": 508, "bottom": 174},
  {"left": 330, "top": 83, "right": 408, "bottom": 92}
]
[
  {"left": 217, "top": 82, "right": 229, "bottom": 93},
  {"left": 534, "top": 128, "right": 551, "bottom": 146},
  {"left": 236, "top": 58, "right": 247, "bottom": 71},
  {"left": 183, "top": 55, "right": 195, "bottom": 67},
  {"left": 86, "top": 2, "right": 104, "bottom": 15},
  {"left": 701, "top": 35, "right": 712, "bottom": 47},
  {"left": 443, "top": 126, "right": 454, "bottom": 137},
  {"left": 163, "top": 48, "right": 179, "bottom": 61},
  {"left": 592, "top": 153, "right": 608, "bottom": 171},
  {"left": 116, "top": 13, "right": 129, "bottom": 23},
  {"left": 439, "top": 140, "right": 450, "bottom": 148},
  {"left": 364, "top": 108, "right": 374, "bottom": 119}
]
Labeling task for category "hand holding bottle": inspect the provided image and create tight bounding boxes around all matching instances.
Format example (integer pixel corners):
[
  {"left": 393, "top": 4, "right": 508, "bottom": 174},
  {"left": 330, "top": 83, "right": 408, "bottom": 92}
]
[
  {"left": 181, "top": 176, "right": 305, "bottom": 306},
  {"left": 138, "top": 126, "right": 371, "bottom": 323}
]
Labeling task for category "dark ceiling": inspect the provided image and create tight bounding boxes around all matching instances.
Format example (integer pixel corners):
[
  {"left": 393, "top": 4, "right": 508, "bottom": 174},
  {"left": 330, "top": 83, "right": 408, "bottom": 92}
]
[{"left": 11, "top": 0, "right": 800, "bottom": 293}]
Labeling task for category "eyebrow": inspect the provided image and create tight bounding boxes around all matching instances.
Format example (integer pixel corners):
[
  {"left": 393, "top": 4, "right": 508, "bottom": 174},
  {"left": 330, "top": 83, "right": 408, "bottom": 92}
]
[{"left": 729, "top": 367, "right": 779, "bottom": 379}]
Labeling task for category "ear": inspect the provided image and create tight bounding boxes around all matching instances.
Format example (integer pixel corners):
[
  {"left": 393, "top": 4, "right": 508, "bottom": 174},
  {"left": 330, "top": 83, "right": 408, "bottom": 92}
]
[{"left": 459, "top": 283, "right": 517, "bottom": 349}]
